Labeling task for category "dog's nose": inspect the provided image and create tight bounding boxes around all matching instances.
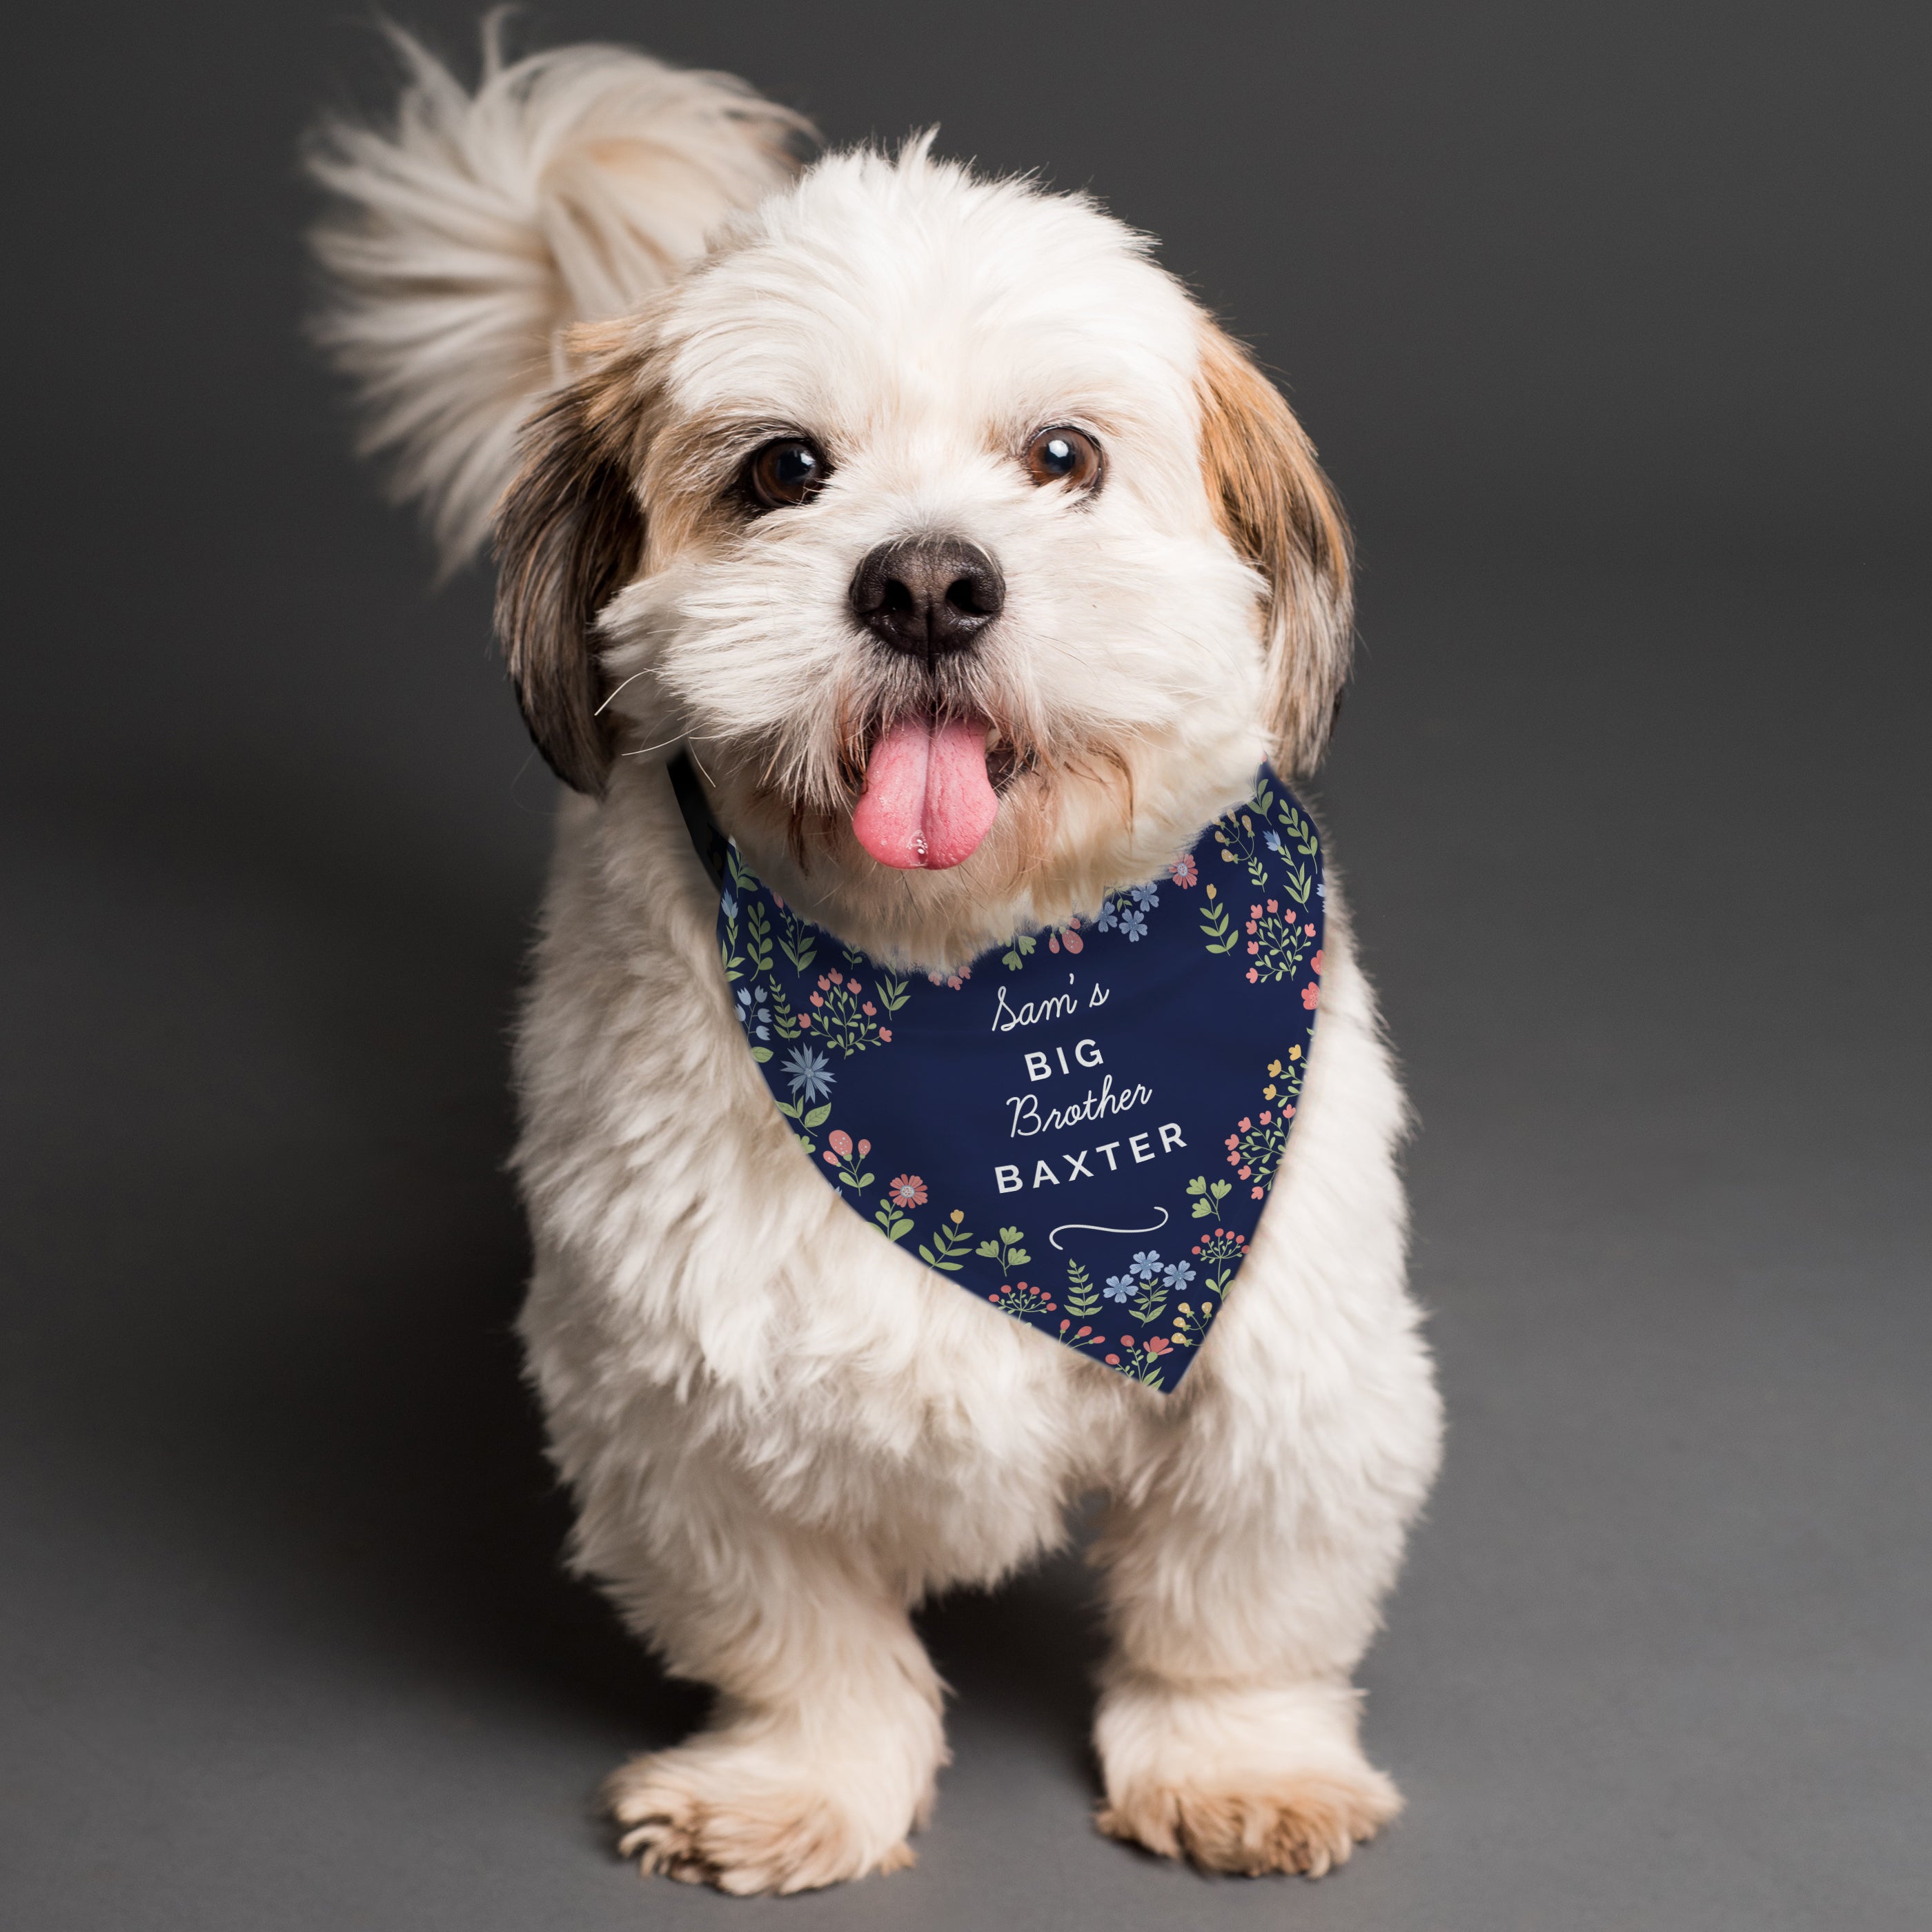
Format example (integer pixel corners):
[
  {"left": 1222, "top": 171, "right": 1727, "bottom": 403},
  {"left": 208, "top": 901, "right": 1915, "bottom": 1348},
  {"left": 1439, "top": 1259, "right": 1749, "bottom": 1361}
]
[{"left": 849, "top": 537, "right": 1004, "bottom": 662}]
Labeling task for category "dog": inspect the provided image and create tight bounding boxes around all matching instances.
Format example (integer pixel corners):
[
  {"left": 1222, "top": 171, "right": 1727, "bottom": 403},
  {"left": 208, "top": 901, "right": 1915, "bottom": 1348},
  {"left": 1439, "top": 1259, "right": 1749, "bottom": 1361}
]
[{"left": 310, "top": 25, "right": 1442, "bottom": 1895}]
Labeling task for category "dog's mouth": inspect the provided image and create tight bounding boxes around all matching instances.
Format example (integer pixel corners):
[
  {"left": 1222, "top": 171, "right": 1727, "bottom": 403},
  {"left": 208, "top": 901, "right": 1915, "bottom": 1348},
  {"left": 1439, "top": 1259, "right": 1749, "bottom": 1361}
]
[{"left": 850, "top": 711, "right": 1000, "bottom": 871}]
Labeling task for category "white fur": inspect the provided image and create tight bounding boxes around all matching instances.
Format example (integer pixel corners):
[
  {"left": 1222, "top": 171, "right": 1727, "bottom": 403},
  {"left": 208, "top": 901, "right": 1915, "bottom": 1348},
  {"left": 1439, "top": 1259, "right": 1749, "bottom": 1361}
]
[
  {"left": 307, "top": 23, "right": 809, "bottom": 566},
  {"left": 313, "top": 31, "right": 1441, "bottom": 1895}
]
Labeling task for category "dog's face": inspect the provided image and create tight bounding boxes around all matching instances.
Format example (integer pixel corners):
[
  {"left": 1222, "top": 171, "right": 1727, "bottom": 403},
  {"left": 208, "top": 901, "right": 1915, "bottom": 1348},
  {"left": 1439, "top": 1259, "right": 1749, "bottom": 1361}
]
[{"left": 497, "top": 144, "right": 1351, "bottom": 968}]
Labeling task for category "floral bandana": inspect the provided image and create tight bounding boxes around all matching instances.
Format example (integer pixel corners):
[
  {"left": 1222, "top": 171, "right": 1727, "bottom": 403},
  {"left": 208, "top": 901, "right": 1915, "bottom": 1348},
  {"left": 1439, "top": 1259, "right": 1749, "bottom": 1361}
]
[{"left": 682, "top": 762, "right": 1325, "bottom": 1394}]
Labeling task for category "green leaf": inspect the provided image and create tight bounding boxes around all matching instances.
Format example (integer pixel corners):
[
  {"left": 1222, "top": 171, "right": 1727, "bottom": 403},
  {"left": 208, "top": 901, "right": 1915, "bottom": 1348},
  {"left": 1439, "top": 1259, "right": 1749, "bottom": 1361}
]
[
  {"left": 998, "top": 1225, "right": 1023, "bottom": 1244},
  {"left": 1185, "top": 1175, "right": 1206, "bottom": 1196},
  {"left": 750, "top": 1046, "right": 772, "bottom": 1063},
  {"left": 804, "top": 1103, "right": 831, "bottom": 1129},
  {"left": 975, "top": 1239, "right": 1000, "bottom": 1259},
  {"left": 1007, "top": 1248, "right": 1029, "bottom": 1267}
]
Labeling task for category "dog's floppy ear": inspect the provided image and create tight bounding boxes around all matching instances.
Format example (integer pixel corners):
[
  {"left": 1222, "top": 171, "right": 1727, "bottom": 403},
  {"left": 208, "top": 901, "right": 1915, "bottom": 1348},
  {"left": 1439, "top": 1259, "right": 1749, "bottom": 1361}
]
[
  {"left": 493, "top": 347, "right": 648, "bottom": 796},
  {"left": 1196, "top": 323, "right": 1354, "bottom": 774}
]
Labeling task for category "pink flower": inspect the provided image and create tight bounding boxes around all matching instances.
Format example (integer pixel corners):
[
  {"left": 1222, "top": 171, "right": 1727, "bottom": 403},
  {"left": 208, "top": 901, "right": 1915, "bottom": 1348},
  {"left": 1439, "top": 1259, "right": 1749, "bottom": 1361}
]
[
  {"left": 1076, "top": 1325, "right": 1092, "bottom": 1338},
  {"left": 771, "top": 894, "right": 785, "bottom": 910},
  {"left": 1238, "top": 1165, "right": 1252, "bottom": 1181},
  {"left": 862, "top": 1001, "right": 876, "bottom": 1016},
  {"left": 1312, "top": 949, "right": 1324, "bottom": 974},
  {"left": 1304, "top": 923, "right": 1317, "bottom": 937},
  {"left": 1251, "top": 1185, "right": 1265, "bottom": 1199},
  {"left": 822, "top": 1150, "right": 839, "bottom": 1167},
  {"left": 1250, "top": 905, "right": 1263, "bottom": 919},
  {"left": 1267, "top": 898, "right": 1279, "bottom": 914},
  {"left": 1259, "top": 1110, "right": 1272, "bottom": 1125},
  {"left": 1048, "top": 936, "right": 1060, "bottom": 953},
  {"left": 1247, "top": 941, "right": 1259, "bottom": 955},
  {"left": 809, "top": 992, "right": 824, "bottom": 1007},
  {"left": 1225, "top": 1134, "right": 1239, "bottom": 1150},
  {"left": 1245, "top": 920, "right": 1258, "bottom": 934},
  {"left": 878, "top": 1027, "right": 892, "bottom": 1043},
  {"left": 1105, "top": 1354, "right": 1120, "bottom": 1366},
  {"left": 889, "top": 1174, "right": 928, "bottom": 1208},
  {"left": 1147, "top": 1336, "right": 1171, "bottom": 1354},
  {"left": 1238, "top": 1117, "right": 1252, "bottom": 1132},
  {"left": 1246, "top": 967, "right": 1259, "bottom": 983},
  {"left": 828, "top": 1130, "right": 853, "bottom": 1157},
  {"left": 857, "top": 1138, "right": 871, "bottom": 1157},
  {"left": 817, "top": 976, "right": 829, "bottom": 991},
  {"left": 1121, "top": 1336, "right": 1134, "bottom": 1346},
  {"left": 1302, "top": 983, "right": 1319, "bottom": 1010},
  {"left": 829, "top": 969, "right": 844, "bottom": 985},
  {"left": 797, "top": 1012, "right": 811, "bottom": 1028},
  {"left": 1170, "top": 854, "right": 1198, "bottom": 887},
  {"left": 1063, "top": 931, "right": 1083, "bottom": 954}
]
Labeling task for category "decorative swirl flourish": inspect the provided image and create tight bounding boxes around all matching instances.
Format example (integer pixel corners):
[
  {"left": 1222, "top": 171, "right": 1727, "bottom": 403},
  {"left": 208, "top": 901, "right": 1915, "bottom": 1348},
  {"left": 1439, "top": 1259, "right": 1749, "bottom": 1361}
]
[{"left": 1047, "top": 1208, "right": 1170, "bottom": 1252}]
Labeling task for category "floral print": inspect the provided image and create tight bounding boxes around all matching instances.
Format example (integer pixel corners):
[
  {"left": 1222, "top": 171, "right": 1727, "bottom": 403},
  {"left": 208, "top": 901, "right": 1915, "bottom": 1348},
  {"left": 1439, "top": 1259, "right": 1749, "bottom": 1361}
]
[{"left": 782, "top": 1045, "right": 834, "bottom": 1103}]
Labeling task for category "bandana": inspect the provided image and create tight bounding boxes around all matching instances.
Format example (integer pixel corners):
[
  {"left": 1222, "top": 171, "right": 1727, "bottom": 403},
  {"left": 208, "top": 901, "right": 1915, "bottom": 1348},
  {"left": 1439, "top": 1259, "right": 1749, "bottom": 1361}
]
[{"left": 680, "top": 761, "right": 1324, "bottom": 1394}]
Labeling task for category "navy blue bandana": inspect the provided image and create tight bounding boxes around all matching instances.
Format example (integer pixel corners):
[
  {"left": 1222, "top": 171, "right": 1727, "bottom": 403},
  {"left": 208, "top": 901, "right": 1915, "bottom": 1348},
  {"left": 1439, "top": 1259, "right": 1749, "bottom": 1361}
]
[{"left": 693, "top": 767, "right": 1325, "bottom": 1393}]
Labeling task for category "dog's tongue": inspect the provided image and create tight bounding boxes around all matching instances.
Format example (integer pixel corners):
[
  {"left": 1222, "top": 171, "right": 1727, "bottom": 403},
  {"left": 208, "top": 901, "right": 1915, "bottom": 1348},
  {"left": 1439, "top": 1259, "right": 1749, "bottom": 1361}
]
[{"left": 851, "top": 714, "right": 998, "bottom": 870}]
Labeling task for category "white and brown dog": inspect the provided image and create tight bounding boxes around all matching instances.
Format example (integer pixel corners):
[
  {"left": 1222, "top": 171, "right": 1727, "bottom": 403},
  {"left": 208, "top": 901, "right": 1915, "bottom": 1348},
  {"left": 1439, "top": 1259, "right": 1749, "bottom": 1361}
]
[{"left": 311, "top": 27, "right": 1441, "bottom": 1895}]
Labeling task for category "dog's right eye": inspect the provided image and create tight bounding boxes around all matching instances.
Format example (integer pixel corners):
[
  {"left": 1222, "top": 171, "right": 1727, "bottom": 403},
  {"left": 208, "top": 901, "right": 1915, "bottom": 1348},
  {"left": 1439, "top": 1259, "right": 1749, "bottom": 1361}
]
[{"left": 743, "top": 438, "right": 831, "bottom": 511}]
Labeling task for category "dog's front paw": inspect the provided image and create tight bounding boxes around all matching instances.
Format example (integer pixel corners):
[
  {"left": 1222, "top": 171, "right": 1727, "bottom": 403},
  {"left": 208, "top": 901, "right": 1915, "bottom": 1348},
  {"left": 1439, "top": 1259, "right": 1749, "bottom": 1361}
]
[
  {"left": 1096, "top": 1765, "right": 1398, "bottom": 1877},
  {"left": 607, "top": 1740, "right": 918, "bottom": 1895},
  {"left": 1094, "top": 1675, "right": 1400, "bottom": 1877}
]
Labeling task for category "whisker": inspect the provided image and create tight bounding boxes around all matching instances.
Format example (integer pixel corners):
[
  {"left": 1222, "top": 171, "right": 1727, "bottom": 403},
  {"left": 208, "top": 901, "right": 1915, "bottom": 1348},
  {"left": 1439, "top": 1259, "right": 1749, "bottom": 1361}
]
[{"left": 595, "top": 669, "right": 650, "bottom": 716}]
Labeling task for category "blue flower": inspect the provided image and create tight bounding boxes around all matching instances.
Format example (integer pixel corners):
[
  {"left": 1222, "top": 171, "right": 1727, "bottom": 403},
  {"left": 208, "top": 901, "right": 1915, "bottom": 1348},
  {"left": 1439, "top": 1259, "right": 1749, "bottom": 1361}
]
[
  {"left": 1263, "top": 828, "right": 1283, "bottom": 854},
  {"left": 782, "top": 1045, "right": 834, "bottom": 1101},
  {"left": 1103, "top": 1274, "right": 1136, "bottom": 1303},
  {"left": 735, "top": 985, "right": 771, "bottom": 1043},
  {"left": 720, "top": 890, "right": 739, "bottom": 922},
  {"left": 1317, "top": 880, "right": 1326, "bottom": 899},
  {"left": 1130, "top": 1249, "right": 1163, "bottom": 1280},
  {"left": 1161, "top": 1261, "right": 1196, "bottom": 1290},
  {"left": 1129, "top": 882, "right": 1160, "bottom": 911},
  {"left": 1118, "top": 908, "right": 1148, "bottom": 942},
  {"left": 1094, "top": 900, "right": 1121, "bottom": 933}
]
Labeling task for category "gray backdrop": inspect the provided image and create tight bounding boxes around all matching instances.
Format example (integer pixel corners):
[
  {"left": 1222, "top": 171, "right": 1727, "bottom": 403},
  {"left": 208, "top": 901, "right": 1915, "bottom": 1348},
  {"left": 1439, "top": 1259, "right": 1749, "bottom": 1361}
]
[{"left": 3, "top": 4, "right": 1928, "bottom": 1929}]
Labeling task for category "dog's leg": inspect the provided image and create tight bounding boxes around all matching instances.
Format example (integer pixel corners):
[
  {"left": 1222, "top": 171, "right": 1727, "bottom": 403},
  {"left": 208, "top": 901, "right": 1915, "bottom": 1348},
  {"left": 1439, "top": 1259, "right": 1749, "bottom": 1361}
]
[
  {"left": 1087, "top": 1406, "right": 1424, "bottom": 1878},
  {"left": 1088, "top": 1168, "right": 1438, "bottom": 1879},
  {"left": 598, "top": 1515, "right": 945, "bottom": 1895}
]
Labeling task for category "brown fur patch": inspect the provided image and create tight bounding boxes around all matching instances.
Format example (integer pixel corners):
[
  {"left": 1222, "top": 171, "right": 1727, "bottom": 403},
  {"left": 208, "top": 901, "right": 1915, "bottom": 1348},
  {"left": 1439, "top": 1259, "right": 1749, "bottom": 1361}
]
[
  {"left": 492, "top": 344, "right": 658, "bottom": 793},
  {"left": 1195, "top": 323, "right": 1354, "bottom": 775}
]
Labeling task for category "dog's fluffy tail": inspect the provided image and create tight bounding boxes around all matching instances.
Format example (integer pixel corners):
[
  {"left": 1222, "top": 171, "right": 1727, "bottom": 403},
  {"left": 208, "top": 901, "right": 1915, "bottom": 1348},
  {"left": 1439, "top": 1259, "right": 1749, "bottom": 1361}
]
[{"left": 307, "top": 22, "right": 811, "bottom": 568}]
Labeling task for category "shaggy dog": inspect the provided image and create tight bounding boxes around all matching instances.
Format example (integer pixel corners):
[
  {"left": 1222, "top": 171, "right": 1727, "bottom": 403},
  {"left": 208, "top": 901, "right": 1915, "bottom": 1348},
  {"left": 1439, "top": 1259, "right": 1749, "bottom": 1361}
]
[{"left": 310, "top": 27, "right": 1441, "bottom": 1895}]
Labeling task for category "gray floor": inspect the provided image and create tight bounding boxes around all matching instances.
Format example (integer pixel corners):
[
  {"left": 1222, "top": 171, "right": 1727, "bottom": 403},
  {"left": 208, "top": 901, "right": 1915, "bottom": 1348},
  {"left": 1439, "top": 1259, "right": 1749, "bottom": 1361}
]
[{"left": 4, "top": 488, "right": 1928, "bottom": 1928}]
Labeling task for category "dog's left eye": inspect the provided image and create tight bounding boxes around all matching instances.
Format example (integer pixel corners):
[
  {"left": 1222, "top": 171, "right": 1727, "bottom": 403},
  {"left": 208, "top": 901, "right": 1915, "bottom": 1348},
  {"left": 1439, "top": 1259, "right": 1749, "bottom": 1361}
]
[
  {"left": 744, "top": 437, "right": 831, "bottom": 511},
  {"left": 1023, "top": 426, "right": 1103, "bottom": 492}
]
